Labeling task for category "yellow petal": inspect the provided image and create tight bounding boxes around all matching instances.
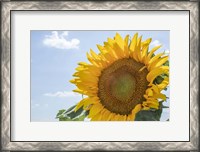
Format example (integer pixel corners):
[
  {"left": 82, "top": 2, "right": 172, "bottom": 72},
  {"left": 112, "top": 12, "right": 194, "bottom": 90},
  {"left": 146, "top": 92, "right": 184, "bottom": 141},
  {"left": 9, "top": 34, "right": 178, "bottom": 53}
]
[
  {"left": 129, "top": 33, "right": 138, "bottom": 55},
  {"left": 83, "top": 97, "right": 100, "bottom": 110},
  {"left": 112, "top": 42, "right": 125, "bottom": 58},
  {"left": 146, "top": 66, "right": 169, "bottom": 85},
  {"left": 151, "top": 85, "right": 160, "bottom": 94},
  {"left": 124, "top": 34, "right": 130, "bottom": 57},
  {"left": 74, "top": 71, "right": 98, "bottom": 83},
  {"left": 74, "top": 81, "right": 97, "bottom": 90},
  {"left": 126, "top": 115, "right": 131, "bottom": 121},
  {"left": 86, "top": 52, "right": 100, "bottom": 67},
  {"left": 97, "top": 44, "right": 107, "bottom": 54},
  {"left": 148, "top": 53, "right": 164, "bottom": 64},
  {"left": 127, "top": 113, "right": 136, "bottom": 121},
  {"left": 142, "top": 38, "right": 152, "bottom": 46},
  {"left": 73, "top": 88, "right": 88, "bottom": 95},
  {"left": 102, "top": 109, "right": 111, "bottom": 121},
  {"left": 132, "top": 104, "right": 142, "bottom": 114},
  {"left": 116, "top": 114, "right": 123, "bottom": 121},
  {"left": 70, "top": 79, "right": 76, "bottom": 84},
  {"left": 88, "top": 52, "right": 107, "bottom": 68},
  {"left": 113, "top": 114, "right": 120, "bottom": 121},
  {"left": 107, "top": 113, "right": 115, "bottom": 120},
  {"left": 102, "top": 52, "right": 114, "bottom": 64},
  {"left": 143, "top": 94, "right": 148, "bottom": 99},
  {"left": 149, "top": 56, "right": 169, "bottom": 70},
  {"left": 88, "top": 103, "right": 104, "bottom": 118},
  {"left": 135, "top": 35, "right": 142, "bottom": 62},
  {"left": 116, "top": 114, "right": 125, "bottom": 121},
  {"left": 91, "top": 113, "right": 102, "bottom": 121},
  {"left": 115, "top": 33, "right": 124, "bottom": 50},
  {"left": 107, "top": 38, "right": 115, "bottom": 47},
  {"left": 78, "top": 62, "right": 88, "bottom": 66},
  {"left": 75, "top": 66, "right": 85, "bottom": 71},
  {"left": 97, "top": 109, "right": 106, "bottom": 121},
  {"left": 143, "top": 99, "right": 159, "bottom": 109},
  {"left": 90, "top": 49, "right": 99, "bottom": 60},
  {"left": 122, "top": 115, "right": 127, "bottom": 121},
  {"left": 146, "top": 88, "right": 153, "bottom": 96},
  {"left": 85, "top": 65, "right": 101, "bottom": 77},
  {"left": 139, "top": 66, "right": 147, "bottom": 72},
  {"left": 75, "top": 97, "right": 89, "bottom": 112},
  {"left": 76, "top": 83, "right": 97, "bottom": 94},
  {"left": 148, "top": 45, "right": 162, "bottom": 58},
  {"left": 107, "top": 37, "right": 124, "bottom": 58},
  {"left": 144, "top": 45, "right": 162, "bottom": 64},
  {"left": 158, "top": 77, "right": 169, "bottom": 90},
  {"left": 154, "top": 93, "right": 167, "bottom": 101},
  {"left": 142, "top": 106, "right": 150, "bottom": 110},
  {"left": 141, "top": 45, "right": 149, "bottom": 61},
  {"left": 104, "top": 42, "right": 119, "bottom": 59},
  {"left": 131, "top": 35, "right": 142, "bottom": 61}
]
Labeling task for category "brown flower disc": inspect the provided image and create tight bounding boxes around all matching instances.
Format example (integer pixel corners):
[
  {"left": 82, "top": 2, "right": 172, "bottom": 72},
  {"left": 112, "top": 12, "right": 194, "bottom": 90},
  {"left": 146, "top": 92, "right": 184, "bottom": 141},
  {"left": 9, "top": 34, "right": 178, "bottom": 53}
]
[{"left": 98, "top": 58, "right": 149, "bottom": 115}]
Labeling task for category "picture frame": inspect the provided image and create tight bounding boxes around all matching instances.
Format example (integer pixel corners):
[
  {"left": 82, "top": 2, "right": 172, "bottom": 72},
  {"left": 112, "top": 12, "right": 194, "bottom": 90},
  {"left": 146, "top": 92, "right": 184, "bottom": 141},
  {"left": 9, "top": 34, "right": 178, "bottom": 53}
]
[{"left": 1, "top": 0, "right": 199, "bottom": 151}]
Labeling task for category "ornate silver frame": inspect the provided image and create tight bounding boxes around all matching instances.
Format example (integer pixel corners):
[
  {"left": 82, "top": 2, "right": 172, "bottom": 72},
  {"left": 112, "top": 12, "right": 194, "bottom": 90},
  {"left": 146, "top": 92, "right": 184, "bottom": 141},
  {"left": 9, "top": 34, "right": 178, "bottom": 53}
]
[{"left": 1, "top": 1, "right": 199, "bottom": 151}]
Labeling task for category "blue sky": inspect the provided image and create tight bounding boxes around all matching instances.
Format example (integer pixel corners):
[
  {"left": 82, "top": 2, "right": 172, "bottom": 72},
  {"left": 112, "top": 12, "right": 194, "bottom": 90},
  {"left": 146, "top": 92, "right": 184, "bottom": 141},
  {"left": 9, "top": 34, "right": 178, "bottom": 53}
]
[{"left": 31, "top": 31, "right": 170, "bottom": 122}]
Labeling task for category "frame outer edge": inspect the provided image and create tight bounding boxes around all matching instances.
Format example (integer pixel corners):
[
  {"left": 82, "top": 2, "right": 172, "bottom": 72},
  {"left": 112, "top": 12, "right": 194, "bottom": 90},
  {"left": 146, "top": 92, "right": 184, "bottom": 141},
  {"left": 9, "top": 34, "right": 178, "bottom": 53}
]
[
  {"left": 1, "top": 1, "right": 11, "bottom": 151},
  {"left": 190, "top": 1, "right": 199, "bottom": 150},
  {"left": 1, "top": 1, "right": 199, "bottom": 151}
]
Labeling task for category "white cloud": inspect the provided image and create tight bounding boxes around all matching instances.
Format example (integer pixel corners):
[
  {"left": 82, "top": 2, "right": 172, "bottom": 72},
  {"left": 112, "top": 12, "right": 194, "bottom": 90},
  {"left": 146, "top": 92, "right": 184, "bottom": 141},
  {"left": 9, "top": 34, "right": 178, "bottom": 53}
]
[
  {"left": 31, "top": 103, "right": 49, "bottom": 109},
  {"left": 61, "top": 31, "right": 69, "bottom": 37},
  {"left": 44, "top": 91, "right": 80, "bottom": 98},
  {"left": 165, "top": 49, "right": 170, "bottom": 54},
  {"left": 150, "top": 40, "right": 161, "bottom": 47},
  {"left": 43, "top": 31, "right": 80, "bottom": 49}
]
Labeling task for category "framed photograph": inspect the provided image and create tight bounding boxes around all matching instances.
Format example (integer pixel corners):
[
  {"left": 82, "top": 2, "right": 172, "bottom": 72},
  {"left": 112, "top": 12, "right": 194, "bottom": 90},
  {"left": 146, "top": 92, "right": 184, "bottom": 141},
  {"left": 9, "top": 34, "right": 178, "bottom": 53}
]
[{"left": 1, "top": 0, "right": 199, "bottom": 151}]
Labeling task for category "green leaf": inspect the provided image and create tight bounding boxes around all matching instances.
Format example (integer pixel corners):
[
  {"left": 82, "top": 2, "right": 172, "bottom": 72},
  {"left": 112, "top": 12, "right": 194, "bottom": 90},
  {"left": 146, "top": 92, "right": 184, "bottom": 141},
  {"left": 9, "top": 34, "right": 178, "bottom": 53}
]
[
  {"left": 163, "top": 60, "right": 169, "bottom": 66},
  {"left": 73, "top": 114, "right": 87, "bottom": 121},
  {"left": 154, "top": 76, "right": 164, "bottom": 84},
  {"left": 66, "top": 106, "right": 84, "bottom": 119},
  {"left": 56, "top": 103, "right": 90, "bottom": 121},
  {"left": 59, "top": 117, "right": 71, "bottom": 121},
  {"left": 65, "top": 105, "right": 76, "bottom": 113},
  {"left": 162, "top": 105, "right": 169, "bottom": 108},
  {"left": 135, "top": 102, "right": 163, "bottom": 121},
  {"left": 85, "top": 110, "right": 89, "bottom": 116},
  {"left": 56, "top": 109, "right": 66, "bottom": 118}
]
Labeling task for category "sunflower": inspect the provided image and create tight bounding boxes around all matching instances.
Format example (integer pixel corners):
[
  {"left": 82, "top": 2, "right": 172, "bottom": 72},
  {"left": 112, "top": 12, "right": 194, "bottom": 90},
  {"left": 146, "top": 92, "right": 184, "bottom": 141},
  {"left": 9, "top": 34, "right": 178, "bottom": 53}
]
[{"left": 70, "top": 33, "right": 169, "bottom": 121}]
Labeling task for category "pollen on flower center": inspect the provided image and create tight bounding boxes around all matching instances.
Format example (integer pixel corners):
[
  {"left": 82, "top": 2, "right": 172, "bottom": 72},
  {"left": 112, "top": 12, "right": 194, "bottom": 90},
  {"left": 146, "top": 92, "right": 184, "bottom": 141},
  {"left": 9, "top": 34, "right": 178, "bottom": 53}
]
[
  {"left": 98, "top": 58, "right": 149, "bottom": 115},
  {"left": 110, "top": 71, "right": 136, "bottom": 102}
]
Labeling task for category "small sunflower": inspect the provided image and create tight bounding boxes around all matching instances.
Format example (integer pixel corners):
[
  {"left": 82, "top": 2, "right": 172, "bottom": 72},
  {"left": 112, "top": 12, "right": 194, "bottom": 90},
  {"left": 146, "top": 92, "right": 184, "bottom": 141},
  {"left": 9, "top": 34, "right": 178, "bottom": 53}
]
[{"left": 70, "top": 33, "right": 169, "bottom": 121}]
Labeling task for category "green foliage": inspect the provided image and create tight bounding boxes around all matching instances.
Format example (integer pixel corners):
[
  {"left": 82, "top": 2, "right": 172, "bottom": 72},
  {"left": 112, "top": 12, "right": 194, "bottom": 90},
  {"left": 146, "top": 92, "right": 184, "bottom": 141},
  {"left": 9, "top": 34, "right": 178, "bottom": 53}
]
[
  {"left": 135, "top": 102, "right": 164, "bottom": 121},
  {"left": 56, "top": 105, "right": 88, "bottom": 121},
  {"left": 163, "top": 60, "right": 169, "bottom": 66},
  {"left": 135, "top": 109, "right": 162, "bottom": 121},
  {"left": 65, "top": 105, "right": 76, "bottom": 113},
  {"left": 57, "top": 100, "right": 169, "bottom": 121},
  {"left": 56, "top": 109, "right": 66, "bottom": 118},
  {"left": 154, "top": 76, "right": 164, "bottom": 84},
  {"left": 153, "top": 58, "right": 169, "bottom": 86}
]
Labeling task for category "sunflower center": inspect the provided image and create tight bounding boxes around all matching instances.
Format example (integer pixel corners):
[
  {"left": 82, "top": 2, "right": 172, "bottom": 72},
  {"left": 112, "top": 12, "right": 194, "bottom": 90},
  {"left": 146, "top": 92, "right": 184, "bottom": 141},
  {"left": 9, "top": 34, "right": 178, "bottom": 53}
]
[
  {"left": 98, "top": 58, "right": 148, "bottom": 115},
  {"left": 110, "top": 71, "right": 136, "bottom": 102}
]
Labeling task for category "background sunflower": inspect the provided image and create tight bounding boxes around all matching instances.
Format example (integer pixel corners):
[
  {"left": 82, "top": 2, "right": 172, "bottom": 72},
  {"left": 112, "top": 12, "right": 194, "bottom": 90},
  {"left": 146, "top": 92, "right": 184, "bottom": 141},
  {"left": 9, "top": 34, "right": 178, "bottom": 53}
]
[{"left": 56, "top": 32, "right": 169, "bottom": 121}]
